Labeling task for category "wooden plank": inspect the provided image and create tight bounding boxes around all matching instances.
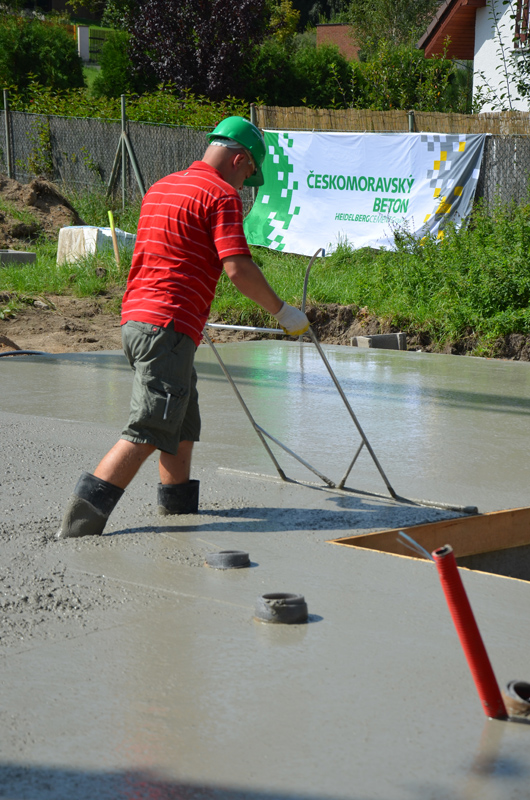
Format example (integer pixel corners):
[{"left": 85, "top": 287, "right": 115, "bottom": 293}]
[{"left": 331, "top": 506, "right": 530, "bottom": 559}]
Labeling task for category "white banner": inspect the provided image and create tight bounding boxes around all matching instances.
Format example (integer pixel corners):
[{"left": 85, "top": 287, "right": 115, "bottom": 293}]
[{"left": 244, "top": 131, "right": 486, "bottom": 256}]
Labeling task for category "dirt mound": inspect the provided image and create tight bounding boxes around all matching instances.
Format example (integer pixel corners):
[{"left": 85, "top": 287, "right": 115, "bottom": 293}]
[{"left": 0, "top": 176, "right": 84, "bottom": 249}]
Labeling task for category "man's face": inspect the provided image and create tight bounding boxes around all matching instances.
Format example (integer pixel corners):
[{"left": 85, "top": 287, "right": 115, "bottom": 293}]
[{"left": 233, "top": 153, "right": 255, "bottom": 191}]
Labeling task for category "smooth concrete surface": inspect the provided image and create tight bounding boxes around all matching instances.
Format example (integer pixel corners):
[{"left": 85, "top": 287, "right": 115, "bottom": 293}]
[
  {"left": 2, "top": 341, "right": 530, "bottom": 800},
  {"left": 3, "top": 341, "right": 530, "bottom": 512}
]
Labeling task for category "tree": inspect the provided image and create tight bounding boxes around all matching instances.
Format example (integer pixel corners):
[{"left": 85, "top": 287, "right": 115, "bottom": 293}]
[
  {"left": 268, "top": 0, "right": 300, "bottom": 44},
  {"left": 100, "top": 0, "right": 137, "bottom": 30},
  {"left": 128, "top": 0, "right": 268, "bottom": 101},
  {"left": 290, "top": 0, "right": 348, "bottom": 29},
  {"left": 348, "top": 0, "right": 441, "bottom": 58}
]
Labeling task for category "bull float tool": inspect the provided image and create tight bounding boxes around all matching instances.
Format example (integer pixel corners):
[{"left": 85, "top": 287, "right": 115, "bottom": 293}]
[
  {"left": 205, "top": 322, "right": 476, "bottom": 513},
  {"left": 204, "top": 321, "right": 400, "bottom": 493}
]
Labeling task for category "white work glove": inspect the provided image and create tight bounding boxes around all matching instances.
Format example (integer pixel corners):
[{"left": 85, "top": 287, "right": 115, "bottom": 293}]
[{"left": 273, "top": 302, "right": 310, "bottom": 336}]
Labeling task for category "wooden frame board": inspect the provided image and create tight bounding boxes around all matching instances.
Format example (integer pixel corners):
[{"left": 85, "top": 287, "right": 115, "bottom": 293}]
[{"left": 330, "top": 506, "right": 530, "bottom": 560}]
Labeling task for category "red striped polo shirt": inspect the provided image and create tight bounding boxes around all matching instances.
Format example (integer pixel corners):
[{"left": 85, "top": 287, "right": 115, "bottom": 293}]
[{"left": 121, "top": 161, "right": 251, "bottom": 345}]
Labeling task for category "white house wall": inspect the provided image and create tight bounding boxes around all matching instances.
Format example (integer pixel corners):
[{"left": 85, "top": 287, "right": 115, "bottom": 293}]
[{"left": 473, "top": 0, "right": 529, "bottom": 111}]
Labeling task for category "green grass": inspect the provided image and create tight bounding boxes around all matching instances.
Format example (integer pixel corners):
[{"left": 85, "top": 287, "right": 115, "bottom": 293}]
[
  {"left": 0, "top": 188, "right": 140, "bottom": 314},
  {"left": 82, "top": 65, "right": 101, "bottom": 94},
  {"left": 2, "top": 187, "right": 530, "bottom": 357}
]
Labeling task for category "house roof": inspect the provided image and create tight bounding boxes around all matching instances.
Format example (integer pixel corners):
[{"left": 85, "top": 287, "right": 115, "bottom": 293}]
[{"left": 417, "top": 0, "right": 486, "bottom": 60}]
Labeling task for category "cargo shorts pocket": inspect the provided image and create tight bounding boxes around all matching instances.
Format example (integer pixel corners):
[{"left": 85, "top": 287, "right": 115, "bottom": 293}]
[{"left": 130, "top": 373, "right": 190, "bottom": 433}]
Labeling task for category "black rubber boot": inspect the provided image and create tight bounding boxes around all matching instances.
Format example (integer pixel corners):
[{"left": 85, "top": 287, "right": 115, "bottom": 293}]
[
  {"left": 157, "top": 480, "right": 200, "bottom": 515},
  {"left": 56, "top": 472, "right": 124, "bottom": 539}
]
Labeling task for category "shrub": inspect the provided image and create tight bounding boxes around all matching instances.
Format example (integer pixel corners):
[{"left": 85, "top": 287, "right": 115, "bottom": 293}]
[
  {"left": 92, "top": 30, "right": 151, "bottom": 98},
  {"left": 0, "top": 15, "right": 84, "bottom": 95},
  {"left": 352, "top": 41, "right": 469, "bottom": 113},
  {"left": 244, "top": 37, "right": 353, "bottom": 107},
  {"left": 6, "top": 79, "right": 249, "bottom": 126}
]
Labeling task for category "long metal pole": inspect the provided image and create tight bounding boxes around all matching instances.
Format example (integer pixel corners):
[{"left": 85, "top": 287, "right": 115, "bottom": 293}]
[
  {"left": 106, "top": 137, "right": 122, "bottom": 197},
  {"left": 122, "top": 131, "right": 145, "bottom": 197},
  {"left": 254, "top": 423, "right": 335, "bottom": 488},
  {"left": 121, "top": 94, "right": 126, "bottom": 211},
  {"left": 300, "top": 247, "right": 324, "bottom": 342},
  {"left": 206, "top": 323, "right": 283, "bottom": 335},
  {"left": 301, "top": 248, "right": 324, "bottom": 315},
  {"left": 203, "top": 330, "right": 287, "bottom": 481},
  {"left": 205, "top": 322, "right": 476, "bottom": 512},
  {"left": 249, "top": 103, "right": 257, "bottom": 205},
  {"left": 307, "top": 327, "right": 397, "bottom": 498},
  {"left": 3, "top": 89, "right": 13, "bottom": 179}
]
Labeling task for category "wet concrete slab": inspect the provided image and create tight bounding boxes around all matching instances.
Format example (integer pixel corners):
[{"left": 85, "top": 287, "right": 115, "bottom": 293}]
[
  {"left": 1, "top": 342, "right": 530, "bottom": 800},
  {"left": 4, "top": 341, "right": 530, "bottom": 510}
]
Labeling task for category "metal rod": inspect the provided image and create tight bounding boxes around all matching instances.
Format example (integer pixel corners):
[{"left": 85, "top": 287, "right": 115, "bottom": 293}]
[
  {"left": 301, "top": 248, "right": 324, "bottom": 315},
  {"left": 203, "top": 330, "right": 287, "bottom": 481},
  {"left": 204, "top": 330, "right": 334, "bottom": 487},
  {"left": 218, "top": 468, "right": 478, "bottom": 514},
  {"left": 250, "top": 103, "right": 257, "bottom": 205},
  {"left": 204, "top": 321, "right": 395, "bottom": 495},
  {"left": 300, "top": 247, "right": 324, "bottom": 342},
  {"left": 338, "top": 441, "right": 364, "bottom": 489},
  {"left": 255, "top": 424, "right": 335, "bottom": 488},
  {"left": 3, "top": 89, "right": 13, "bottom": 179},
  {"left": 206, "top": 323, "right": 284, "bottom": 334},
  {"left": 121, "top": 94, "right": 126, "bottom": 211},
  {"left": 307, "top": 326, "right": 397, "bottom": 498},
  {"left": 106, "top": 136, "right": 122, "bottom": 197},
  {"left": 122, "top": 130, "right": 146, "bottom": 197}
]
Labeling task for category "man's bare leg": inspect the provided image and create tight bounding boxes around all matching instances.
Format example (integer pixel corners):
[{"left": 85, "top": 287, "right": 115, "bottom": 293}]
[
  {"left": 159, "top": 440, "right": 194, "bottom": 484},
  {"left": 94, "top": 440, "right": 157, "bottom": 489}
]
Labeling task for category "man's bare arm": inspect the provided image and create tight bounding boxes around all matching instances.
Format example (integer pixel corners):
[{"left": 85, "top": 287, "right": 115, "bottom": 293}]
[
  {"left": 222, "top": 255, "right": 309, "bottom": 335},
  {"left": 222, "top": 255, "right": 283, "bottom": 314}
]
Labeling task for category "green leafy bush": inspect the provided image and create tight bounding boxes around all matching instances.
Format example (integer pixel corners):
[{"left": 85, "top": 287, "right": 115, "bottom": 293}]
[
  {"left": 92, "top": 30, "right": 150, "bottom": 98},
  {"left": 0, "top": 15, "right": 84, "bottom": 94},
  {"left": 244, "top": 37, "right": 353, "bottom": 107},
  {"left": 6, "top": 80, "right": 249, "bottom": 126},
  {"left": 352, "top": 41, "right": 469, "bottom": 113}
]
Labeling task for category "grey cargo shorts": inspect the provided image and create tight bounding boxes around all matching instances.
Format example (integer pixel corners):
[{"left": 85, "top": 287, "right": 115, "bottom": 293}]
[{"left": 120, "top": 320, "right": 201, "bottom": 454}]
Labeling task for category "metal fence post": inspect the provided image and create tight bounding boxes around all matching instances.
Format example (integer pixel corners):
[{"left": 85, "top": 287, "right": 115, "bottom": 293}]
[
  {"left": 408, "top": 110, "right": 415, "bottom": 133},
  {"left": 3, "top": 89, "right": 13, "bottom": 179},
  {"left": 121, "top": 94, "right": 126, "bottom": 210},
  {"left": 250, "top": 103, "right": 257, "bottom": 204}
]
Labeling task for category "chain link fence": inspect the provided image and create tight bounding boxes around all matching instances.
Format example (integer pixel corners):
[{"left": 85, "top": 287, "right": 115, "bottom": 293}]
[
  {"left": 1, "top": 109, "right": 529, "bottom": 215},
  {"left": 475, "top": 135, "right": 530, "bottom": 208},
  {"left": 0, "top": 110, "right": 255, "bottom": 214}
]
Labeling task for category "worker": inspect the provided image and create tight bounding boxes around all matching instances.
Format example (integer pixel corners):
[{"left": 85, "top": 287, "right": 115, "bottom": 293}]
[{"left": 57, "top": 116, "right": 309, "bottom": 538}]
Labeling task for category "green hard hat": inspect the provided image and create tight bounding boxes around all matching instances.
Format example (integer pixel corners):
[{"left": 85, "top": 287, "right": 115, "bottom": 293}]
[{"left": 207, "top": 116, "right": 266, "bottom": 187}]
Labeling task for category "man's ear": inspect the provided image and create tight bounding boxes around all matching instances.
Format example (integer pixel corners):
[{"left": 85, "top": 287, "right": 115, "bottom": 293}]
[{"left": 232, "top": 151, "right": 246, "bottom": 169}]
